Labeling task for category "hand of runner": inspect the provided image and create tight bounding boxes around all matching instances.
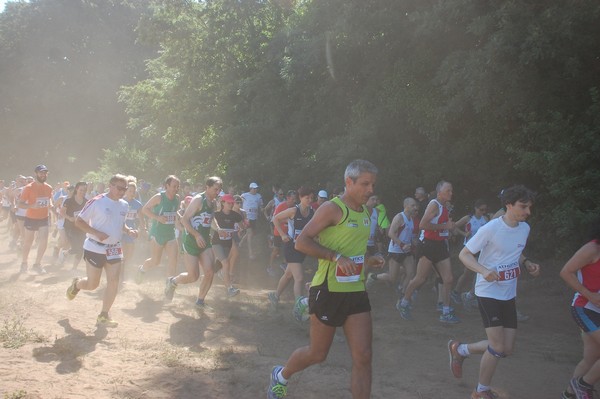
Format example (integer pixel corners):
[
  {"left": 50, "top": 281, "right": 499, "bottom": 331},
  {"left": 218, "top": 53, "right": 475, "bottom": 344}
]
[
  {"left": 588, "top": 292, "right": 600, "bottom": 308},
  {"left": 482, "top": 268, "right": 500, "bottom": 282},
  {"left": 525, "top": 261, "right": 540, "bottom": 277},
  {"left": 366, "top": 254, "right": 385, "bottom": 269},
  {"left": 195, "top": 234, "right": 206, "bottom": 248},
  {"left": 156, "top": 215, "right": 168, "bottom": 224},
  {"left": 127, "top": 229, "right": 138, "bottom": 239},
  {"left": 336, "top": 256, "right": 359, "bottom": 275},
  {"left": 281, "top": 234, "right": 291, "bottom": 243}
]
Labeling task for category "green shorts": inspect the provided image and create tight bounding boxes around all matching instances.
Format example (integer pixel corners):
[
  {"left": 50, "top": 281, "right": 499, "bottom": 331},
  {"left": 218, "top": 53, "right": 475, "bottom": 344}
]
[{"left": 183, "top": 234, "right": 212, "bottom": 257}]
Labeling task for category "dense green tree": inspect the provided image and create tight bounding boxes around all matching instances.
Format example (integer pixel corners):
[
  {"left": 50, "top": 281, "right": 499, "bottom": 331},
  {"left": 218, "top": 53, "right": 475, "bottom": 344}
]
[{"left": 0, "top": 0, "right": 154, "bottom": 180}]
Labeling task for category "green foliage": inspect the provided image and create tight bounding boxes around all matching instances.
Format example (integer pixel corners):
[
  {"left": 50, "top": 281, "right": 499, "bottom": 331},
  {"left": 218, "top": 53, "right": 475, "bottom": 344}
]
[{"left": 2, "top": 0, "right": 599, "bottom": 253}]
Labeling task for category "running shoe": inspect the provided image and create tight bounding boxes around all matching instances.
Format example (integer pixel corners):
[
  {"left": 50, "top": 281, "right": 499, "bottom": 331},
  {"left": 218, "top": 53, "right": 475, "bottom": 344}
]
[
  {"left": 32, "top": 264, "right": 47, "bottom": 275},
  {"left": 66, "top": 277, "right": 80, "bottom": 300},
  {"left": 436, "top": 302, "right": 455, "bottom": 313},
  {"left": 516, "top": 310, "right": 530, "bottom": 322},
  {"left": 227, "top": 286, "right": 240, "bottom": 297},
  {"left": 96, "top": 314, "right": 119, "bottom": 327},
  {"left": 365, "top": 273, "right": 377, "bottom": 290},
  {"left": 461, "top": 291, "right": 475, "bottom": 303},
  {"left": 19, "top": 263, "right": 27, "bottom": 273},
  {"left": 266, "top": 266, "right": 278, "bottom": 278},
  {"left": 134, "top": 266, "right": 145, "bottom": 285},
  {"left": 439, "top": 313, "right": 461, "bottom": 324},
  {"left": 164, "top": 277, "right": 177, "bottom": 302},
  {"left": 267, "top": 365, "right": 287, "bottom": 399},
  {"left": 447, "top": 340, "right": 465, "bottom": 378},
  {"left": 411, "top": 289, "right": 418, "bottom": 304},
  {"left": 268, "top": 292, "right": 279, "bottom": 311},
  {"left": 195, "top": 299, "right": 214, "bottom": 312},
  {"left": 398, "top": 304, "right": 412, "bottom": 321},
  {"left": 471, "top": 390, "right": 497, "bottom": 399},
  {"left": 58, "top": 249, "right": 66, "bottom": 264},
  {"left": 570, "top": 377, "right": 595, "bottom": 399},
  {"left": 561, "top": 390, "right": 576, "bottom": 399},
  {"left": 450, "top": 290, "right": 462, "bottom": 304}
]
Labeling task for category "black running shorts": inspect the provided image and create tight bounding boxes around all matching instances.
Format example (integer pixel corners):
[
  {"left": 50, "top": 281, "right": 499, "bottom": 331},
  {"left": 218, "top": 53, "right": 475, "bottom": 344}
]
[
  {"left": 421, "top": 239, "right": 449, "bottom": 264},
  {"left": 308, "top": 285, "right": 371, "bottom": 327},
  {"left": 477, "top": 295, "right": 517, "bottom": 329},
  {"left": 84, "top": 250, "right": 122, "bottom": 269}
]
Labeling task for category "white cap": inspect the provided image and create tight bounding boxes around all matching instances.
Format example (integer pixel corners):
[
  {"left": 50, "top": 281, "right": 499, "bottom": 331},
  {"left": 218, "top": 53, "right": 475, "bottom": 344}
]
[
  {"left": 318, "top": 190, "right": 328, "bottom": 198},
  {"left": 249, "top": 182, "right": 259, "bottom": 189}
]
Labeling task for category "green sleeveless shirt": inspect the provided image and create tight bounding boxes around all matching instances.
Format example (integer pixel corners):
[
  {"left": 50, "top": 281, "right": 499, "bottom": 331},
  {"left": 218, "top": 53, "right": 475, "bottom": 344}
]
[
  {"left": 149, "top": 192, "right": 179, "bottom": 244},
  {"left": 311, "top": 196, "right": 371, "bottom": 292}
]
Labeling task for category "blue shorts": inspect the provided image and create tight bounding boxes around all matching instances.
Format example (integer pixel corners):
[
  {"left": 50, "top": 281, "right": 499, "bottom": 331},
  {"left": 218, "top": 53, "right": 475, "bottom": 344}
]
[{"left": 571, "top": 306, "right": 600, "bottom": 333}]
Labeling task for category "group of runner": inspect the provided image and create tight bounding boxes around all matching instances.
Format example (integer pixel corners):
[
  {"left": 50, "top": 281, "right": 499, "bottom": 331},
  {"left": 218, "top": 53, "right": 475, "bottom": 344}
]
[{"left": 1, "top": 161, "right": 597, "bottom": 399}]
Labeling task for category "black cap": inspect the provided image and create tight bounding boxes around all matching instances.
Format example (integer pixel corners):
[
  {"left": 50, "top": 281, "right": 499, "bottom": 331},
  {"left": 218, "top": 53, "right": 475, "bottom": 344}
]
[{"left": 34, "top": 164, "right": 48, "bottom": 172}]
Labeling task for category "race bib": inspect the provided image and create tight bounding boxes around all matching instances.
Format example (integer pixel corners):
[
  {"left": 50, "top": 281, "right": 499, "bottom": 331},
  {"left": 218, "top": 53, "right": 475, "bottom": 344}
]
[
  {"left": 497, "top": 261, "right": 521, "bottom": 281},
  {"left": 106, "top": 243, "right": 123, "bottom": 261},
  {"left": 36, "top": 197, "right": 49, "bottom": 207},
  {"left": 293, "top": 229, "right": 302, "bottom": 240},
  {"left": 126, "top": 210, "right": 138, "bottom": 220},
  {"left": 162, "top": 211, "right": 176, "bottom": 225},
  {"left": 439, "top": 229, "right": 449, "bottom": 237},
  {"left": 335, "top": 255, "right": 364, "bottom": 283},
  {"left": 218, "top": 229, "right": 235, "bottom": 240},
  {"left": 247, "top": 207, "right": 257, "bottom": 219}
]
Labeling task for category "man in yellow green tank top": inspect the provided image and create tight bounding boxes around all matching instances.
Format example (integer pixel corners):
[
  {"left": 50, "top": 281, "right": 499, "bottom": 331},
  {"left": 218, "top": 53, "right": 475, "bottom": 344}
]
[
  {"left": 136, "top": 176, "right": 180, "bottom": 283},
  {"left": 267, "top": 160, "right": 385, "bottom": 399}
]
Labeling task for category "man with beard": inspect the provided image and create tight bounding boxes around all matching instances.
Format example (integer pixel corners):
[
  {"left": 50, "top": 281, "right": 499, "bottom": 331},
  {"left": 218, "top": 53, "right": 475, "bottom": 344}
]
[{"left": 19, "top": 165, "right": 53, "bottom": 274}]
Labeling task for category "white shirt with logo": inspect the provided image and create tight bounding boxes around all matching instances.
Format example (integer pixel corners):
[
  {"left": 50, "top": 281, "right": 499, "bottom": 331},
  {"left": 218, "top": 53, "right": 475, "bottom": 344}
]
[
  {"left": 78, "top": 194, "right": 129, "bottom": 254},
  {"left": 466, "top": 217, "right": 530, "bottom": 301}
]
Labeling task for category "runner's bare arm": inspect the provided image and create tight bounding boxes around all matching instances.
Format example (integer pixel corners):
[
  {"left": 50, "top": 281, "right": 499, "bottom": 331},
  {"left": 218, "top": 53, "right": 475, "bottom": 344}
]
[
  {"left": 295, "top": 201, "right": 342, "bottom": 261},
  {"left": 560, "top": 242, "right": 600, "bottom": 306},
  {"left": 459, "top": 246, "right": 499, "bottom": 282}
]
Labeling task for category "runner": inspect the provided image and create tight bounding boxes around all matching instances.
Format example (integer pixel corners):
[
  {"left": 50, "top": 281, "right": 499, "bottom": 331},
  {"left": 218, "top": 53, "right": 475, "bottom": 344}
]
[
  {"left": 19, "top": 165, "right": 53, "bottom": 274},
  {"left": 366, "top": 197, "right": 418, "bottom": 298},
  {"left": 164, "top": 176, "right": 222, "bottom": 308},
  {"left": 266, "top": 190, "right": 296, "bottom": 277},
  {"left": 311, "top": 190, "right": 328, "bottom": 210},
  {"left": 52, "top": 185, "right": 71, "bottom": 265},
  {"left": 210, "top": 194, "right": 243, "bottom": 297},
  {"left": 122, "top": 180, "right": 144, "bottom": 282},
  {"left": 267, "top": 160, "right": 384, "bottom": 399},
  {"left": 447, "top": 185, "right": 540, "bottom": 399},
  {"left": 559, "top": 219, "right": 600, "bottom": 399},
  {"left": 241, "top": 182, "right": 263, "bottom": 260},
  {"left": 450, "top": 199, "right": 489, "bottom": 308},
  {"left": 136, "top": 175, "right": 180, "bottom": 283},
  {"left": 398, "top": 180, "right": 459, "bottom": 323},
  {"left": 66, "top": 174, "right": 137, "bottom": 327},
  {"left": 62, "top": 181, "right": 88, "bottom": 270},
  {"left": 267, "top": 187, "right": 315, "bottom": 309},
  {"left": 228, "top": 195, "right": 247, "bottom": 284}
]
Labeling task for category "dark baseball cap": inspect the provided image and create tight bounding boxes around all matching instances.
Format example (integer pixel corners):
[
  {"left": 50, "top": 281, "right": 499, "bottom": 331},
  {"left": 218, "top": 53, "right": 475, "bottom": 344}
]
[{"left": 34, "top": 165, "right": 48, "bottom": 172}]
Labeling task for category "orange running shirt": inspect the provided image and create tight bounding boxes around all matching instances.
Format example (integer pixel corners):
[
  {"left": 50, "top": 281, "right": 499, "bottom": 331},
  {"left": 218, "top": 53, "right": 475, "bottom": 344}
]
[{"left": 21, "top": 182, "right": 53, "bottom": 220}]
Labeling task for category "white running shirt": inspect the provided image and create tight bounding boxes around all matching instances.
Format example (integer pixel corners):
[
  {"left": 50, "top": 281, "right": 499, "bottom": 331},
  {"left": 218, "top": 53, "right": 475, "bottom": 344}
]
[
  {"left": 466, "top": 217, "right": 530, "bottom": 300},
  {"left": 78, "top": 194, "right": 129, "bottom": 254}
]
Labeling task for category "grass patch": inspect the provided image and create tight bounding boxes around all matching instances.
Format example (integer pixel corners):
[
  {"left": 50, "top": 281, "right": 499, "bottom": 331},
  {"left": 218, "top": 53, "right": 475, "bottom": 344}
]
[
  {"left": 3, "top": 390, "right": 27, "bottom": 399},
  {"left": 0, "top": 315, "right": 45, "bottom": 349}
]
